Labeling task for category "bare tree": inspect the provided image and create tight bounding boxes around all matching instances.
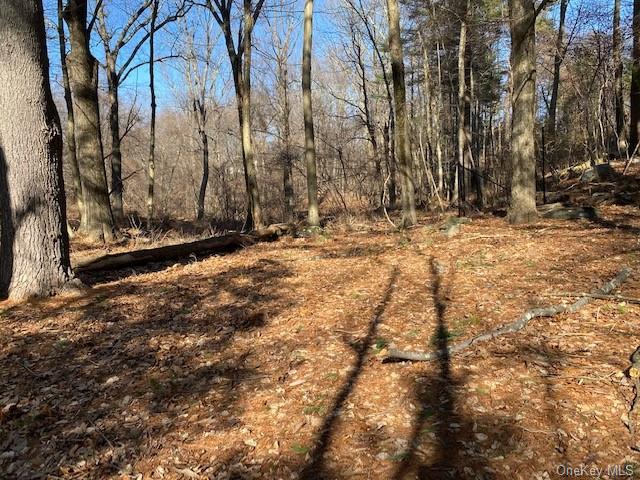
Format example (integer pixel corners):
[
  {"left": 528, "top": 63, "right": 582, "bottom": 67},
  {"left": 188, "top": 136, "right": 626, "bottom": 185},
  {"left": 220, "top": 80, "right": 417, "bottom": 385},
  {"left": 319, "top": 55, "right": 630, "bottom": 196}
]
[
  {"left": 205, "top": 0, "right": 266, "bottom": 230},
  {"left": 613, "top": 0, "right": 625, "bottom": 152},
  {"left": 0, "top": 0, "right": 74, "bottom": 299},
  {"left": 64, "top": 0, "right": 116, "bottom": 241},
  {"left": 548, "top": 0, "right": 568, "bottom": 141},
  {"left": 147, "top": 0, "right": 159, "bottom": 227},
  {"left": 268, "top": 4, "right": 297, "bottom": 221},
  {"left": 57, "top": 0, "right": 83, "bottom": 222},
  {"left": 456, "top": 0, "right": 469, "bottom": 206},
  {"left": 97, "top": 0, "right": 189, "bottom": 222},
  {"left": 180, "top": 13, "right": 220, "bottom": 220},
  {"left": 303, "top": 0, "right": 320, "bottom": 227},
  {"left": 386, "top": 0, "right": 417, "bottom": 226}
]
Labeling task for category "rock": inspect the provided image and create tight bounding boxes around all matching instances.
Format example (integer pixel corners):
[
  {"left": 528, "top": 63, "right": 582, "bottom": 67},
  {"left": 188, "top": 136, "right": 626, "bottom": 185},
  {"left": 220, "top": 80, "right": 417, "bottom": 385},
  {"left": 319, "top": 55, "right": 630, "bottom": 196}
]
[
  {"left": 440, "top": 217, "right": 470, "bottom": 238},
  {"left": 580, "top": 163, "right": 615, "bottom": 183},
  {"left": 541, "top": 206, "right": 598, "bottom": 220}
]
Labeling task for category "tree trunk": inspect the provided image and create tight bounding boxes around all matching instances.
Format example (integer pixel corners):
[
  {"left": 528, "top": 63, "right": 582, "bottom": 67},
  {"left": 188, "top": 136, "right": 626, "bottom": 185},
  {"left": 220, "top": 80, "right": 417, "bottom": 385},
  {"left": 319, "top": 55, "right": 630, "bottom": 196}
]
[
  {"left": 355, "top": 35, "right": 382, "bottom": 206},
  {"left": 75, "top": 223, "right": 292, "bottom": 274},
  {"left": 147, "top": 0, "right": 158, "bottom": 228},
  {"left": 548, "top": 0, "right": 567, "bottom": 141},
  {"left": 302, "top": 0, "right": 320, "bottom": 227},
  {"left": 457, "top": 5, "right": 468, "bottom": 207},
  {"left": 0, "top": 0, "right": 74, "bottom": 299},
  {"left": 241, "top": 0, "right": 265, "bottom": 230},
  {"left": 383, "top": 122, "right": 396, "bottom": 207},
  {"left": 57, "top": 0, "right": 83, "bottom": 223},
  {"left": 105, "top": 52, "right": 124, "bottom": 222},
  {"left": 435, "top": 40, "right": 444, "bottom": 196},
  {"left": 630, "top": 0, "right": 640, "bottom": 153},
  {"left": 613, "top": 0, "right": 626, "bottom": 153},
  {"left": 386, "top": 0, "right": 417, "bottom": 226},
  {"left": 507, "top": 0, "right": 538, "bottom": 224},
  {"left": 278, "top": 57, "right": 295, "bottom": 222},
  {"left": 63, "top": 0, "right": 115, "bottom": 242},
  {"left": 195, "top": 100, "right": 209, "bottom": 221}
]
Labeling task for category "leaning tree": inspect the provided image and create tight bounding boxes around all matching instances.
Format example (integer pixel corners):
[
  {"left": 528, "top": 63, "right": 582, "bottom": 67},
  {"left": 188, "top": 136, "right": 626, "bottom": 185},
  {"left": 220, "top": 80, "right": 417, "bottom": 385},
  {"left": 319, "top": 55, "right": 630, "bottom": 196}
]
[{"left": 0, "top": 0, "right": 75, "bottom": 299}]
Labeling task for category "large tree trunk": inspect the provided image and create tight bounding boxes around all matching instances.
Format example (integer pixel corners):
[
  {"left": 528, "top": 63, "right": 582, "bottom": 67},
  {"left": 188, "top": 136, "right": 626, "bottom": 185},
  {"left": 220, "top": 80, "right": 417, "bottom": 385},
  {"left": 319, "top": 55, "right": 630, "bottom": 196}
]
[
  {"left": 548, "top": 0, "right": 567, "bottom": 141},
  {"left": 613, "top": 0, "right": 626, "bottom": 153},
  {"left": 105, "top": 53, "right": 125, "bottom": 223},
  {"left": 57, "top": 0, "right": 83, "bottom": 223},
  {"left": 507, "top": 0, "right": 538, "bottom": 224},
  {"left": 630, "top": 0, "right": 640, "bottom": 154},
  {"left": 302, "top": 0, "right": 320, "bottom": 227},
  {"left": 0, "top": 0, "right": 74, "bottom": 299},
  {"left": 386, "top": 0, "right": 417, "bottom": 226},
  {"left": 63, "top": 0, "right": 115, "bottom": 242}
]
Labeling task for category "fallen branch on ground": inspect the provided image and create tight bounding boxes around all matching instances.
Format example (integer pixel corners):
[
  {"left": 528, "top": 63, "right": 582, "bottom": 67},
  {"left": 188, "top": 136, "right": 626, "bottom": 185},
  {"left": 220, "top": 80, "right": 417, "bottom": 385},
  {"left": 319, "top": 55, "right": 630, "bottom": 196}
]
[
  {"left": 381, "top": 268, "right": 632, "bottom": 362},
  {"left": 539, "top": 292, "right": 640, "bottom": 304},
  {"left": 74, "top": 223, "right": 293, "bottom": 274}
]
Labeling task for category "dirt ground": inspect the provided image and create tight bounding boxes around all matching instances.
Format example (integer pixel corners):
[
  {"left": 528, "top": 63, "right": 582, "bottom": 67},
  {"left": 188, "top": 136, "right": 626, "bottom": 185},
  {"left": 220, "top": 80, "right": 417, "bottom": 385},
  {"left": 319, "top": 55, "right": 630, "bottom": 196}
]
[{"left": 3, "top": 172, "right": 640, "bottom": 479}]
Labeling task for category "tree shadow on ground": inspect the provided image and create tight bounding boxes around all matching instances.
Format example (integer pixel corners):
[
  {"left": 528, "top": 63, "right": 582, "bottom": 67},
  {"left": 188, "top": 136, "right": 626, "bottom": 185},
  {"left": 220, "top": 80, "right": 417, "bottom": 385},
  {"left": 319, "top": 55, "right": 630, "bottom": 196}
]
[
  {"left": 299, "top": 266, "right": 399, "bottom": 480},
  {"left": 391, "top": 257, "right": 516, "bottom": 479},
  {"left": 0, "top": 259, "right": 294, "bottom": 478}
]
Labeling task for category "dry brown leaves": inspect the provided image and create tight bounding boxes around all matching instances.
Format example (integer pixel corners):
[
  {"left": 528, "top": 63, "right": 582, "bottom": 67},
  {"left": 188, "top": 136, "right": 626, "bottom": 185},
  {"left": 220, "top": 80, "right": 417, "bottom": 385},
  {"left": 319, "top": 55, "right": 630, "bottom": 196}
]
[{"left": 2, "top": 188, "right": 640, "bottom": 478}]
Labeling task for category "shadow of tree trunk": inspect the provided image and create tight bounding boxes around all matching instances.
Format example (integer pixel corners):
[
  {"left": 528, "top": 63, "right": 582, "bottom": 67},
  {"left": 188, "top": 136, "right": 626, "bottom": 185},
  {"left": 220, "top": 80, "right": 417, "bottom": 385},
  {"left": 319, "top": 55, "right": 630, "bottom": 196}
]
[
  {"left": 301, "top": 266, "right": 399, "bottom": 479},
  {"left": 0, "top": 147, "right": 14, "bottom": 299}
]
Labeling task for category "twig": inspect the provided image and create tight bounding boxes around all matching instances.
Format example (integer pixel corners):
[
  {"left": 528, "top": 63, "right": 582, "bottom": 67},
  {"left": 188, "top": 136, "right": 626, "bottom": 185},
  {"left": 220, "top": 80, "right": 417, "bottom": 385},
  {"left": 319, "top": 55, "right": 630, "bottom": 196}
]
[
  {"left": 381, "top": 172, "right": 398, "bottom": 230},
  {"left": 623, "top": 141, "right": 640, "bottom": 175},
  {"left": 382, "top": 268, "right": 632, "bottom": 362}
]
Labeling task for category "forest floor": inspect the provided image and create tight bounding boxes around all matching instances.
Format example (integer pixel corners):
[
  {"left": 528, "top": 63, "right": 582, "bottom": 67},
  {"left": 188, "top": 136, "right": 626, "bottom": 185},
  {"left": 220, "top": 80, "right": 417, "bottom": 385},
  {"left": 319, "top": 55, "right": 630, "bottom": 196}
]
[{"left": 3, "top": 163, "right": 640, "bottom": 479}]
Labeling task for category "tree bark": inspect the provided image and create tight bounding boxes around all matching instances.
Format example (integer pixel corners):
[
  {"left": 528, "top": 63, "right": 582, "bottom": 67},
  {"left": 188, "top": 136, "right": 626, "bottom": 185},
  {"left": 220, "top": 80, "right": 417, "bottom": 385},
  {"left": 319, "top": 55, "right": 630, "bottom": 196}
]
[
  {"left": 457, "top": 4, "right": 468, "bottom": 207},
  {"left": 240, "top": 0, "right": 265, "bottom": 230},
  {"left": 548, "top": 0, "right": 567, "bottom": 141},
  {"left": 303, "top": 0, "right": 320, "bottom": 227},
  {"left": 195, "top": 99, "right": 209, "bottom": 221},
  {"left": 277, "top": 52, "right": 295, "bottom": 222},
  {"left": 613, "top": 0, "right": 626, "bottom": 152},
  {"left": 631, "top": 0, "right": 640, "bottom": 153},
  {"left": 75, "top": 223, "right": 292, "bottom": 274},
  {"left": 0, "top": 0, "right": 74, "bottom": 299},
  {"left": 386, "top": 0, "right": 417, "bottom": 226},
  {"left": 507, "top": 0, "right": 538, "bottom": 224},
  {"left": 57, "top": 0, "right": 83, "bottom": 223},
  {"left": 105, "top": 51, "right": 125, "bottom": 223},
  {"left": 64, "top": 0, "right": 115, "bottom": 242},
  {"left": 352, "top": 28, "right": 382, "bottom": 206},
  {"left": 147, "top": 0, "right": 158, "bottom": 228}
]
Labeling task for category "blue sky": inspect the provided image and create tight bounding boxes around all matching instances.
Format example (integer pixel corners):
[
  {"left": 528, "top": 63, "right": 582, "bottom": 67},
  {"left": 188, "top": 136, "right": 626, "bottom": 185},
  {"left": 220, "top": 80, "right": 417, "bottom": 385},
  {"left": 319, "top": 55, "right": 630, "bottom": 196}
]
[
  {"left": 43, "top": 0, "right": 636, "bottom": 113},
  {"left": 43, "top": 0, "right": 345, "bottom": 111}
]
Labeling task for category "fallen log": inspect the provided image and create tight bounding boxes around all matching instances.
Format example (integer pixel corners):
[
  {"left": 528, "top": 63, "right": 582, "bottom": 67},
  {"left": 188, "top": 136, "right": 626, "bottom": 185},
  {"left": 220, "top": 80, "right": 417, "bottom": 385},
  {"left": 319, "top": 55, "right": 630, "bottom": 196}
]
[
  {"left": 382, "top": 267, "right": 632, "bottom": 362},
  {"left": 74, "top": 223, "right": 293, "bottom": 274}
]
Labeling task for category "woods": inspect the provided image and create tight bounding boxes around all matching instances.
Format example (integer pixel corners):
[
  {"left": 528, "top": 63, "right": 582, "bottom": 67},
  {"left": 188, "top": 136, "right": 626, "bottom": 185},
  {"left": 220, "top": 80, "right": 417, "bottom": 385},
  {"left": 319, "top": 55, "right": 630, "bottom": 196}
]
[{"left": 2, "top": 0, "right": 640, "bottom": 477}]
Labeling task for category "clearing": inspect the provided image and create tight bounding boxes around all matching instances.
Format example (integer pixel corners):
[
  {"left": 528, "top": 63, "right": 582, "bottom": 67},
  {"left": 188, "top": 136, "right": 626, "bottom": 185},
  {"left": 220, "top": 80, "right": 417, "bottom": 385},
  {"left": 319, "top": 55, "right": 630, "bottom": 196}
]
[{"left": 2, "top": 178, "right": 640, "bottom": 479}]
